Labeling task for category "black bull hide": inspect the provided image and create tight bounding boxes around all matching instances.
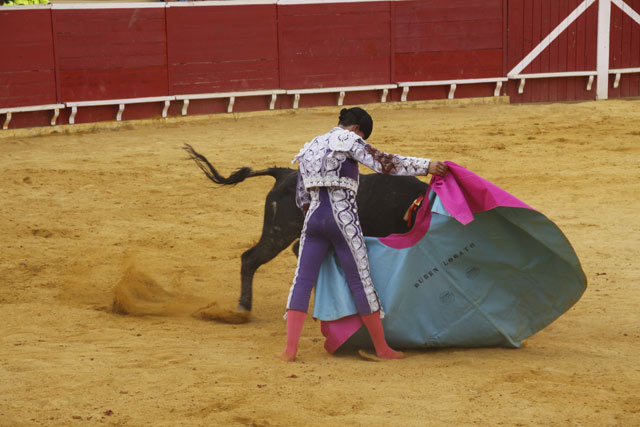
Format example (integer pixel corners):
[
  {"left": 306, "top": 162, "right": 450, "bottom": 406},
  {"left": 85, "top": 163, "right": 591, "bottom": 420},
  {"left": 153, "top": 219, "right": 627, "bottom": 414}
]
[{"left": 184, "top": 145, "right": 428, "bottom": 311}]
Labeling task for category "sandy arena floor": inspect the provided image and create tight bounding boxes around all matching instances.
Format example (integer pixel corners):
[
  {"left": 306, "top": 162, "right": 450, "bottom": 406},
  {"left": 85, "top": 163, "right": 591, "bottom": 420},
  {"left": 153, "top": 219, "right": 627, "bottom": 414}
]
[{"left": 0, "top": 98, "right": 638, "bottom": 426}]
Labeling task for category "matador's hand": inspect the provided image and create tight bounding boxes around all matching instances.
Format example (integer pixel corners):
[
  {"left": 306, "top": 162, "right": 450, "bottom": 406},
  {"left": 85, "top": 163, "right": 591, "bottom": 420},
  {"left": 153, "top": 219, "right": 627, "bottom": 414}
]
[{"left": 428, "top": 161, "right": 449, "bottom": 176}]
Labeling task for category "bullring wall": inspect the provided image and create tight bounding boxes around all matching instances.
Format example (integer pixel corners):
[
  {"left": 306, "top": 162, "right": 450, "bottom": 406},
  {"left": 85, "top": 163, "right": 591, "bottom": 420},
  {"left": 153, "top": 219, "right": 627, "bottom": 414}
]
[{"left": 1, "top": 0, "right": 639, "bottom": 129}]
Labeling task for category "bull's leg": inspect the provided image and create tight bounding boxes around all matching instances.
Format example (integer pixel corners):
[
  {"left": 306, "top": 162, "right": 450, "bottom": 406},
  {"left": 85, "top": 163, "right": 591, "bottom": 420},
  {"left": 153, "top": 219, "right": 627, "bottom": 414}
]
[{"left": 239, "top": 233, "right": 296, "bottom": 311}]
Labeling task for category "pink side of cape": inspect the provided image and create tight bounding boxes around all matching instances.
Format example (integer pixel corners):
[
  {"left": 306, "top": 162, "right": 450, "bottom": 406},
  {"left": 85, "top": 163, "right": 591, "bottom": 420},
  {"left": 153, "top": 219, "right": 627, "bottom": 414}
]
[
  {"left": 378, "top": 161, "right": 533, "bottom": 249},
  {"left": 320, "top": 314, "right": 363, "bottom": 353},
  {"left": 320, "top": 161, "right": 534, "bottom": 353}
]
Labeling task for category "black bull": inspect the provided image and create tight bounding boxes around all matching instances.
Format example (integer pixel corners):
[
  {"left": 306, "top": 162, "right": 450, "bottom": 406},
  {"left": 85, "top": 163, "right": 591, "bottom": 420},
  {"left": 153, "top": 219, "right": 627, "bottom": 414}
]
[{"left": 184, "top": 145, "right": 428, "bottom": 311}]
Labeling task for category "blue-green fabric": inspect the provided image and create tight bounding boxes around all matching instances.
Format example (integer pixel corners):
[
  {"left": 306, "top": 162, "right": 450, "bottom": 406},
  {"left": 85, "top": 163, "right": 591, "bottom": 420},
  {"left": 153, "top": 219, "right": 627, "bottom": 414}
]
[{"left": 312, "top": 190, "right": 587, "bottom": 348}]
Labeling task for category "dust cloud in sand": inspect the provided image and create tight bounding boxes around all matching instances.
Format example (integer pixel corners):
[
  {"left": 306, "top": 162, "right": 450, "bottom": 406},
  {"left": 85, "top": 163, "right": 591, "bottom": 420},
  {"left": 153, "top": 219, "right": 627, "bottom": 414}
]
[
  {"left": 1, "top": 98, "right": 638, "bottom": 426},
  {"left": 111, "top": 256, "right": 249, "bottom": 324}
]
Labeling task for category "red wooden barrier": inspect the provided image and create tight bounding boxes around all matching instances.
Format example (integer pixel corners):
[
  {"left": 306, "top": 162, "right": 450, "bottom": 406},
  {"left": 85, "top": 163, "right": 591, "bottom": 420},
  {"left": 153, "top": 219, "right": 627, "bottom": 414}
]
[
  {"left": 609, "top": 0, "right": 640, "bottom": 98},
  {"left": 505, "top": 0, "right": 598, "bottom": 103},
  {"left": 0, "top": 8, "right": 57, "bottom": 128},
  {"left": 393, "top": 0, "right": 504, "bottom": 101},
  {"left": 52, "top": 6, "right": 169, "bottom": 123},
  {"left": 2, "top": 1, "right": 640, "bottom": 130},
  {"left": 167, "top": 3, "right": 279, "bottom": 114},
  {"left": 392, "top": 0, "right": 503, "bottom": 81},
  {"left": 277, "top": 1, "right": 392, "bottom": 108}
]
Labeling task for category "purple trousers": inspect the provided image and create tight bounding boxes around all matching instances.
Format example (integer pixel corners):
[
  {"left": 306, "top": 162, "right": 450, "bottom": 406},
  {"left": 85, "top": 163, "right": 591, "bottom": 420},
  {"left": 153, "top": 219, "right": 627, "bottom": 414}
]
[{"left": 286, "top": 187, "right": 380, "bottom": 316}]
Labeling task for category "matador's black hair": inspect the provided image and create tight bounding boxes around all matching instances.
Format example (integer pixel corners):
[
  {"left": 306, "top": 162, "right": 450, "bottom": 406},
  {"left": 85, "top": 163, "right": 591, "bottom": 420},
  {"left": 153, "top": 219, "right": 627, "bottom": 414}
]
[{"left": 338, "top": 107, "right": 373, "bottom": 140}]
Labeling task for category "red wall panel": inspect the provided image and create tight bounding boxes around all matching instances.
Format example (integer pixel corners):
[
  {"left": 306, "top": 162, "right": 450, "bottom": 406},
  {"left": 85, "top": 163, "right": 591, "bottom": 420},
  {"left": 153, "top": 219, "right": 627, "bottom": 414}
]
[
  {"left": 5, "top": 1, "right": 640, "bottom": 130},
  {"left": 278, "top": 2, "right": 391, "bottom": 90},
  {"left": 393, "top": 0, "right": 504, "bottom": 100},
  {"left": 392, "top": 0, "right": 504, "bottom": 83},
  {"left": 609, "top": 0, "right": 640, "bottom": 99},
  {"left": 0, "top": 9, "right": 57, "bottom": 109},
  {"left": 52, "top": 8, "right": 169, "bottom": 103},
  {"left": 505, "top": 0, "right": 598, "bottom": 103},
  {"left": 396, "top": 49, "right": 504, "bottom": 82},
  {"left": 167, "top": 4, "right": 279, "bottom": 94}
]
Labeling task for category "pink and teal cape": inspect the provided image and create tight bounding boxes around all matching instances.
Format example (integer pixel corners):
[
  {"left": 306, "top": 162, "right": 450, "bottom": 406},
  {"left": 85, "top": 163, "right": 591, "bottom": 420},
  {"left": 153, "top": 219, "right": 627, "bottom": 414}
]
[{"left": 313, "top": 162, "right": 587, "bottom": 351}]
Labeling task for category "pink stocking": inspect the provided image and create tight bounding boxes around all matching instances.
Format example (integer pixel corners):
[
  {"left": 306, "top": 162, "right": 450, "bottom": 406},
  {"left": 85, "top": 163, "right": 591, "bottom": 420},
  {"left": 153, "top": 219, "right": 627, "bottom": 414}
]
[
  {"left": 276, "top": 310, "right": 307, "bottom": 362},
  {"left": 360, "top": 311, "right": 405, "bottom": 359}
]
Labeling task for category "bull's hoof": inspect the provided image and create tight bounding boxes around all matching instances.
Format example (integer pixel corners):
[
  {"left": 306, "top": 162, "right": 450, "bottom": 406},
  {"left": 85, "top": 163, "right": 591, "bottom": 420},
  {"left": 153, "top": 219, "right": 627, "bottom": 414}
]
[
  {"left": 192, "top": 302, "right": 251, "bottom": 324},
  {"left": 237, "top": 303, "right": 251, "bottom": 312}
]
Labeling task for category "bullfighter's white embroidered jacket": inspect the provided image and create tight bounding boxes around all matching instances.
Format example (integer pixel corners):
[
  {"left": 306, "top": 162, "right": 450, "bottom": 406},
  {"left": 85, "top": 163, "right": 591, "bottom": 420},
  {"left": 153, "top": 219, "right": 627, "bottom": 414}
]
[{"left": 292, "top": 127, "right": 431, "bottom": 210}]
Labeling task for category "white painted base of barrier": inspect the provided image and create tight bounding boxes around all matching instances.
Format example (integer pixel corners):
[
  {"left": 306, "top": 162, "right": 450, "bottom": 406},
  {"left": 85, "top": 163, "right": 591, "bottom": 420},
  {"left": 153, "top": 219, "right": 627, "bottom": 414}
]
[
  {"left": 65, "top": 96, "right": 173, "bottom": 125},
  {"left": 286, "top": 85, "right": 397, "bottom": 109},
  {"left": 398, "top": 78, "right": 507, "bottom": 102},
  {"left": 176, "top": 90, "right": 286, "bottom": 115},
  {"left": 0, "top": 104, "right": 65, "bottom": 130}
]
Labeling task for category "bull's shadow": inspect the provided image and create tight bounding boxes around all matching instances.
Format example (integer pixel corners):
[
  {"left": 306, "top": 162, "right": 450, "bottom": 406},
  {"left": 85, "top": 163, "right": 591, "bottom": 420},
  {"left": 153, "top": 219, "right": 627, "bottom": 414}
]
[{"left": 184, "top": 144, "right": 428, "bottom": 312}]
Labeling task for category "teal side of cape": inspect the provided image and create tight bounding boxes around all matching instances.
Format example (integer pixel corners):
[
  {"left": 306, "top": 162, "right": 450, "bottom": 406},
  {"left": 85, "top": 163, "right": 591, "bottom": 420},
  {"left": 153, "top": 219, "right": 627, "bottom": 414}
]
[{"left": 312, "top": 194, "right": 586, "bottom": 348}]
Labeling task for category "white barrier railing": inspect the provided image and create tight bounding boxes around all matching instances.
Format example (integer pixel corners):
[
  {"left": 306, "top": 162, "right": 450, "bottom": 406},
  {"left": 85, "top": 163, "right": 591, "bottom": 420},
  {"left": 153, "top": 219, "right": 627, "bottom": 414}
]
[
  {"left": 4, "top": 66, "right": 640, "bottom": 130},
  {"left": 398, "top": 78, "right": 507, "bottom": 102},
  {"left": 507, "top": 68, "right": 640, "bottom": 94},
  {"left": 285, "top": 85, "right": 397, "bottom": 109},
  {"left": 610, "top": 67, "right": 640, "bottom": 88},
  {"left": 508, "top": 72, "right": 598, "bottom": 94},
  {"left": 65, "top": 96, "right": 174, "bottom": 125},
  {"left": 0, "top": 104, "right": 65, "bottom": 130},
  {"left": 176, "top": 90, "right": 286, "bottom": 115}
]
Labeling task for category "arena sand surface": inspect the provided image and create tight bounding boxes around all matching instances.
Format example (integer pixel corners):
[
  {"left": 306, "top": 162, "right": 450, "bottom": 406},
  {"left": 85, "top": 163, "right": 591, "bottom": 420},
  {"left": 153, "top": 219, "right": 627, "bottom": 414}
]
[{"left": 0, "top": 98, "right": 638, "bottom": 426}]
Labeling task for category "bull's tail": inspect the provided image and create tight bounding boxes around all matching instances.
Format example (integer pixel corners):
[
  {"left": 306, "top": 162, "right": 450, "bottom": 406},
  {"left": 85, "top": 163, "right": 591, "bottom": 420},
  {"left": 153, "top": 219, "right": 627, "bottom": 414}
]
[{"left": 183, "top": 144, "right": 291, "bottom": 185}]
